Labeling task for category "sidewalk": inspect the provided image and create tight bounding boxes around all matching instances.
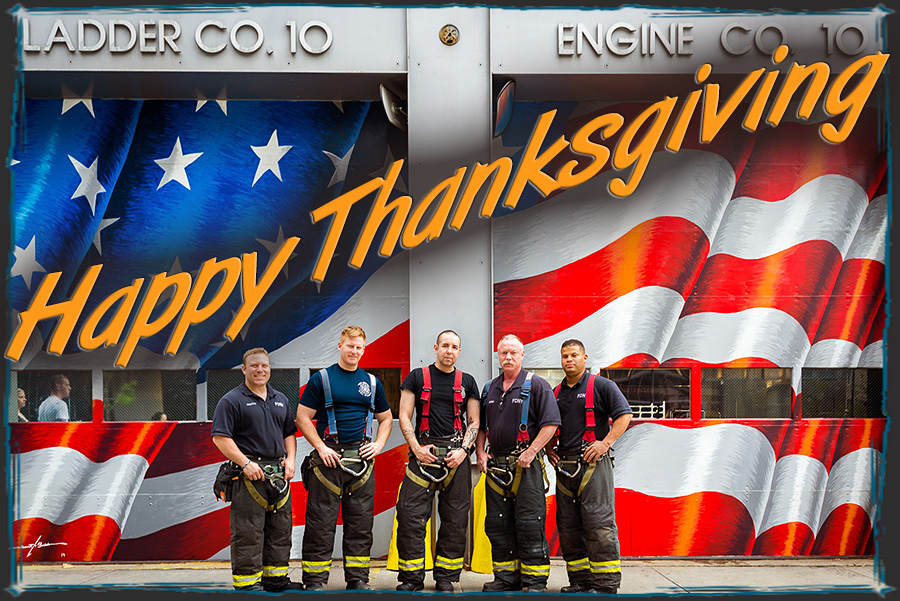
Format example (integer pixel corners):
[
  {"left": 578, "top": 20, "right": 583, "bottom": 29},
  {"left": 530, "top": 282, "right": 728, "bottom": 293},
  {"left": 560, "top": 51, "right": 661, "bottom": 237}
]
[{"left": 9, "top": 557, "right": 892, "bottom": 596}]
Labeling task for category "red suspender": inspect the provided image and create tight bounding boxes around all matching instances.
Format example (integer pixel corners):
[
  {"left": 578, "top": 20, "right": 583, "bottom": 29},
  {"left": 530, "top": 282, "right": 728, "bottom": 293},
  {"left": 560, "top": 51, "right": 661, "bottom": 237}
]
[
  {"left": 555, "top": 374, "right": 598, "bottom": 444},
  {"left": 419, "top": 366, "right": 465, "bottom": 436},
  {"left": 420, "top": 367, "right": 432, "bottom": 435},
  {"left": 452, "top": 368, "right": 464, "bottom": 433}
]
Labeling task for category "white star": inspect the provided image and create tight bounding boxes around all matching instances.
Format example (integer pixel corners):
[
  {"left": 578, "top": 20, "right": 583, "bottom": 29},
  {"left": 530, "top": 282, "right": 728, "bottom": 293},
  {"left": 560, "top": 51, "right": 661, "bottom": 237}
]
[
  {"left": 9, "top": 158, "right": 19, "bottom": 167},
  {"left": 196, "top": 87, "right": 228, "bottom": 115},
  {"left": 92, "top": 217, "right": 120, "bottom": 255},
  {"left": 154, "top": 138, "right": 203, "bottom": 190},
  {"left": 61, "top": 85, "right": 95, "bottom": 117},
  {"left": 68, "top": 155, "right": 106, "bottom": 215},
  {"left": 157, "top": 256, "right": 200, "bottom": 304},
  {"left": 255, "top": 226, "right": 298, "bottom": 279},
  {"left": 251, "top": 131, "right": 292, "bottom": 186},
  {"left": 230, "top": 309, "right": 251, "bottom": 341},
  {"left": 333, "top": 101, "right": 344, "bottom": 113},
  {"left": 369, "top": 146, "right": 408, "bottom": 194},
  {"left": 323, "top": 144, "right": 354, "bottom": 188},
  {"left": 10, "top": 236, "right": 46, "bottom": 290}
]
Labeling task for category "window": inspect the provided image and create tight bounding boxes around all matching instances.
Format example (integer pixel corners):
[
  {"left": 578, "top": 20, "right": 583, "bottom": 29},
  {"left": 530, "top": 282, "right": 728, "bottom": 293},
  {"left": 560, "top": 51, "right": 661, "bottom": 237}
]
[
  {"left": 12, "top": 370, "right": 92, "bottom": 422},
  {"left": 801, "top": 369, "right": 884, "bottom": 418},
  {"left": 701, "top": 368, "right": 792, "bottom": 418},
  {"left": 207, "top": 369, "right": 300, "bottom": 420},
  {"left": 103, "top": 371, "right": 196, "bottom": 421}
]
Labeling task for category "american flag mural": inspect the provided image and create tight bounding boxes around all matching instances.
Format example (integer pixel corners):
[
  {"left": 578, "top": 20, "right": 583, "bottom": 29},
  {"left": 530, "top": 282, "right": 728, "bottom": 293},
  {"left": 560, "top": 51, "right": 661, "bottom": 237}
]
[{"left": 7, "top": 89, "right": 888, "bottom": 562}]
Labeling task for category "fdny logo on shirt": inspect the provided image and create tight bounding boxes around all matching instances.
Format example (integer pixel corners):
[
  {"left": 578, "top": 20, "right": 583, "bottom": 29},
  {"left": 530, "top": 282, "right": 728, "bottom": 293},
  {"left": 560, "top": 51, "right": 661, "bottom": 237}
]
[
  {"left": 358, "top": 381, "right": 372, "bottom": 397},
  {"left": 511, "top": 397, "right": 524, "bottom": 404},
  {"left": 577, "top": 393, "right": 587, "bottom": 399},
  {"left": 274, "top": 401, "right": 284, "bottom": 408}
]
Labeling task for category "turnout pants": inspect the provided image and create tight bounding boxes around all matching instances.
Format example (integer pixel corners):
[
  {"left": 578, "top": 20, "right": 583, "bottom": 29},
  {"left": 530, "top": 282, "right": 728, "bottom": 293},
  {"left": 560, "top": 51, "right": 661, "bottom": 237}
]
[
  {"left": 230, "top": 459, "right": 293, "bottom": 591},
  {"left": 483, "top": 454, "right": 551, "bottom": 589},
  {"left": 301, "top": 443, "right": 376, "bottom": 585},
  {"left": 555, "top": 451, "right": 622, "bottom": 591},
  {"left": 395, "top": 443, "right": 472, "bottom": 586}
]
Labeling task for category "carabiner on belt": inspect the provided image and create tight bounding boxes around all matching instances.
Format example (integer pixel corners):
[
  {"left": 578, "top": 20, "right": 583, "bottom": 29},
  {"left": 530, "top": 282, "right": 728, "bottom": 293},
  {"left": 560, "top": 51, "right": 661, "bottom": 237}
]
[
  {"left": 419, "top": 460, "right": 450, "bottom": 483},
  {"left": 339, "top": 456, "right": 369, "bottom": 477},
  {"left": 556, "top": 459, "right": 582, "bottom": 479}
]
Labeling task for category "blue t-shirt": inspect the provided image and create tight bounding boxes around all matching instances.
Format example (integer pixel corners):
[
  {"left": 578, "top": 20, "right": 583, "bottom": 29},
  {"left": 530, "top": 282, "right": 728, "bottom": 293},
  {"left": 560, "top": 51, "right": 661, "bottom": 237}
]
[{"left": 299, "top": 364, "right": 390, "bottom": 443}]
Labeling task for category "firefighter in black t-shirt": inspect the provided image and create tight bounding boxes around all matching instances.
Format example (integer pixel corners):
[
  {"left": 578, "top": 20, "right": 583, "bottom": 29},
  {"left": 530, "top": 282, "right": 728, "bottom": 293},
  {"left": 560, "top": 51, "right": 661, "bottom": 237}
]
[
  {"left": 395, "top": 330, "right": 481, "bottom": 593},
  {"left": 547, "top": 339, "right": 633, "bottom": 594}
]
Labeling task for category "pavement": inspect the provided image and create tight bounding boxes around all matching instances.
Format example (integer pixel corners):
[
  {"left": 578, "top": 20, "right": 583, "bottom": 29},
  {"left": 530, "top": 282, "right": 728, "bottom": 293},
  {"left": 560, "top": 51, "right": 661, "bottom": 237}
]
[{"left": 7, "top": 557, "right": 893, "bottom": 597}]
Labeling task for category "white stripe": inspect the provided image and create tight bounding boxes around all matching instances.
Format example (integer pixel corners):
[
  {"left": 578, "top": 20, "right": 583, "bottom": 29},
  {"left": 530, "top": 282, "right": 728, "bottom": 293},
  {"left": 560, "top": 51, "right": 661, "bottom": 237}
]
[
  {"left": 16, "top": 447, "right": 148, "bottom": 526},
  {"left": 757, "top": 454, "right": 828, "bottom": 534},
  {"left": 817, "top": 447, "right": 882, "bottom": 532},
  {"left": 662, "top": 308, "right": 810, "bottom": 366},
  {"left": 844, "top": 194, "right": 886, "bottom": 262},
  {"left": 493, "top": 150, "right": 733, "bottom": 282},
  {"left": 270, "top": 252, "right": 409, "bottom": 375},
  {"left": 615, "top": 422, "right": 775, "bottom": 533},
  {"left": 712, "top": 175, "right": 867, "bottom": 260},
  {"left": 804, "top": 339, "right": 863, "bottom": 368},
  {"left": 521, "top": 286, "right": 684, "bottom": 368},
  {"left": 857, "top": 341, "right": 883, "bottom": 367},
  {"left": 120, "top": 462, "right": 224, "bottom": 539}
]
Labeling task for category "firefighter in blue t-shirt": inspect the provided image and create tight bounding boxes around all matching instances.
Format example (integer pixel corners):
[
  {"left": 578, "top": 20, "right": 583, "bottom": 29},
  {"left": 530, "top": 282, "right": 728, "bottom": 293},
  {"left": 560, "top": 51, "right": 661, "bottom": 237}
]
[
  {"left": 547, "top": 339, "right": 633, "bottom": 594},
  {"left": 296, "top": 325, "right": 392, "bottom": 591}
]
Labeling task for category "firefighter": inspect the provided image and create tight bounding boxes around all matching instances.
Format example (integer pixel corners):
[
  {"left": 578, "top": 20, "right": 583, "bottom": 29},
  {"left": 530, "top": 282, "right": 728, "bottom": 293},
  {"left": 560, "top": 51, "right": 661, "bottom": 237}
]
[
  {"left": 547, "top": 339, "right": 633, "bottom": 594},
  {"left": 395, "top": 330, "right": 481, "bottom": 593},
  {"left": 210, "top": 347, "right": 303, "bottom": 592},
  {"left": 296, "top": 325, "right": 393, "bottom": 591},
  {"left": 475, "top": 334, "right": 560, "bottom": 593}
]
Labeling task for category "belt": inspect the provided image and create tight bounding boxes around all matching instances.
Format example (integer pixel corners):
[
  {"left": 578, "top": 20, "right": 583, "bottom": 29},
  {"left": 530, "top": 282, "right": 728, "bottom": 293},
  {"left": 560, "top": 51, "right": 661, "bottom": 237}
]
[{"left": 323, "top": 440, "right": 370, "bottom": 477}]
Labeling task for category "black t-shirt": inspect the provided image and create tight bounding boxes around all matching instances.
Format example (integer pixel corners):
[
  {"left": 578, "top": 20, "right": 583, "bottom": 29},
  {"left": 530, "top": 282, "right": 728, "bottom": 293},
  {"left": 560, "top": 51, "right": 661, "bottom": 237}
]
[
  {"left": 211, "top": 382, "right": 298, "bottom": 458},
  {"left": 479, "top": 369, "right": 561, "bottom": 454},
  {"left": 400, "top": 365, "right": 480, "bottom": 438},
  {"left": 554, "top": 372, "right": 632, "bottom": 450}
]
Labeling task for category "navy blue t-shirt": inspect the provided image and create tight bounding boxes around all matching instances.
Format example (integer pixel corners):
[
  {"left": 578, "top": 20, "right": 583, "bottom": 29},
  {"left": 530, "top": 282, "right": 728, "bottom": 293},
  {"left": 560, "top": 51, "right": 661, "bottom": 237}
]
[
  {"left": 555, "top": 372, "right": 632, "bottom": 451},
  {"left": 211, "top": 382, "right": 298, "bottom": 458},
  {"left": 479, "top": 369, "right": 561, "bottom": 454},
  {"left": 299, "top": 364, "right": 390, "bottom": 443}
]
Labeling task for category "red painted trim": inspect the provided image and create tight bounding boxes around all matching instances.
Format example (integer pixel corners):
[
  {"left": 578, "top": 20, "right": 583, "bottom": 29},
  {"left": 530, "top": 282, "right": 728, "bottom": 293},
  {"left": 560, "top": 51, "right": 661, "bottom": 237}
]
[{"left": 690, "top": 366, "right": 701, "bottom": 423}]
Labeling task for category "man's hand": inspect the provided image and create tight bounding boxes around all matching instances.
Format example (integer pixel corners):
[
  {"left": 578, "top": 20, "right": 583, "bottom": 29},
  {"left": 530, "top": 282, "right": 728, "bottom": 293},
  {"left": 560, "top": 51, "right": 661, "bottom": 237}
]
[
  {"left": 516, "top": 447, "right": 538, "bottom": 468},
  {"left": 444, "top": 448, "right": 468, "bottom": 469},
  {"left": 546, "top": 448, "right": 560, "bottom": 467},
  {"left": 359, "top": 439, "right": 385, "bottom": 460},
  {"left": 413, "top": 444, "right": 439, "bottom": 464},
  {"left": 476, "top": 450, "right": 491, "bottom": 473},
  {"left": 242, "top": 461, "right": 265, "bottom": 481},
  {"left": 282, "top": 459, "right": 295, "bottom": 481},
  {"left": 317, "top": 444, "right": 342, "bottom": 468},
  {"left": 583, "top": 439, "right": 612, "bottom": 463}
]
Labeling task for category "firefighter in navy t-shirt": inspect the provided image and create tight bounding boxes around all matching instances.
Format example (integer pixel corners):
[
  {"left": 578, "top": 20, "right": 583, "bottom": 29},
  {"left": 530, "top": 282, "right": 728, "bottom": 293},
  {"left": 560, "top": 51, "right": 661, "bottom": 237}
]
[
  {"left": 395, "top": 330, "right": 481, "bottom": 593},
  {"left": 296, "top": 325, "right": 392, "bottom": 591},
  {"left": 547, "top": 339, "right": 633, "bottom": 594},
  {"left": 475, "top": 334, "right": 561, "bottom": 593}
]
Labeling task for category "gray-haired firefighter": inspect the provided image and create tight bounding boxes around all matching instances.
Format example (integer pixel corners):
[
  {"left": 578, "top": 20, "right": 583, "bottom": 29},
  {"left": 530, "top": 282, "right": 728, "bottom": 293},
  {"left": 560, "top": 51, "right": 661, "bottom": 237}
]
[
  {"left": 296, "top": 325, "right": 392, "bottom": 591},
  {"left": 547, "top": 339, "right": 632, "bottom": 594},
  {"left": 211, "top": 347, "right": 303, "bottom": 592},
  {"left": 395, "top": 330, "right": 481, "bottom": 593},
  {"left": 474, "top": 334, "right": 560, "bottom": 593}
]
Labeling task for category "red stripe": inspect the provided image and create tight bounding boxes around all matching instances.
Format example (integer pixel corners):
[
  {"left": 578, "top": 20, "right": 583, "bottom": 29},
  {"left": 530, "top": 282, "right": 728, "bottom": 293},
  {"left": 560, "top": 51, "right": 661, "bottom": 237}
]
[
  {"left": 830, "top": 418, "right": 884, "bottom": 464},
  {"left": 777, "top": 420, "right": 841, "bottom": 461},
  {"left": 660, "top": 358, "right": 781, "bottom": 369},
  {"left": 812, "top": 259, "right": 884, "bottom": 347},
  {"left": 11, "top": 421, "right": 175, "bottom": 464},
  {"left": 494, "top": 216, "right": 709, "bottom": 347},
  {"left": 865, "top": 301, "right": 885, "bottom": 345},
  {"left": 616, "top": 490, "right": 755, "bottom": 556},
  {"left": 14, "top": 515, "right": 122, "bottom": 562},
  {"left": 144, "top": 422, "right": 222, "bottom": 478},
  {"left": 607, "top": 353, "right": 660, "bottom": 368},
  {"left": 752, "top": 522, "right": 815, "bottom": 556},
  {"left": 359, "top": 319, "right": 409, "bottom": 370},
  {"left": 811, "top": 504, "right": 873, "bottom": 556},
  {"left": 680, "top": 240, "right": 844, "bottom": 337},
  {"left": 732, "top": 111, "right": 886, "bottom": 202},
  {"left": 112, "top": 506, "right": 230, "bottom": 561},
  {"left": 545, "top": 494, "right": 559, "bottom": 557}
]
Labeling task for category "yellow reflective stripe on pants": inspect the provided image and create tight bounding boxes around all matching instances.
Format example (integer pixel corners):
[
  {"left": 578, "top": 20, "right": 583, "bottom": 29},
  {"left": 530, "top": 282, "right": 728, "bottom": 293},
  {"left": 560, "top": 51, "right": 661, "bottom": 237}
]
[
  {"left": 521, "top": 564, "right": 551, "bottom": 576},
  {"left": 493, "top": 559, "right": 520, "bottom": 572},
  {"left": 302, "top": 559, "right": 332, "bottom": 573},
  {"left": 398, "top": 557, "right": 426, "bottom": 571},
  {"left": 263, "top": 565, "right": 288, "bottom": 578},
  {"left": 345, "top": 555, "right": 371, "bottom": 568},
  {"left": 591, "top": 559, "right": 621, "bottom": 573},
  {"left": 566, "top": 557, "right": 590, "bottom": 571},
  {"left": 233, "top": 571, "right": 262, "bottom": 587},
  {"left": 435, "top": 555, "right": 464, "bottom": 570}
]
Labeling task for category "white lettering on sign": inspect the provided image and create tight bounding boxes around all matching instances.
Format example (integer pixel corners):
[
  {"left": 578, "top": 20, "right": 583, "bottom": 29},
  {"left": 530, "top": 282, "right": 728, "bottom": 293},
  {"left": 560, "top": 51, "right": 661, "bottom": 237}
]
[{"left": 558, "top": 22, "right": 694, "bottom": 56}]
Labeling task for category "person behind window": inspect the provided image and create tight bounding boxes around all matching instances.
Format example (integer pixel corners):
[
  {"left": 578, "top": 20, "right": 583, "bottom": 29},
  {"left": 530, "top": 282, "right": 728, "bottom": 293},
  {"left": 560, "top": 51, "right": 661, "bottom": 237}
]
[
  {"left": 152, "top": 411, "right": 168, "bottom": 421},
  {"left": 37, "top": 375, "right": 71, "bottom": 422},
  {"left": 16, "top": 388, "right": 28, "bottom": 422}
]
